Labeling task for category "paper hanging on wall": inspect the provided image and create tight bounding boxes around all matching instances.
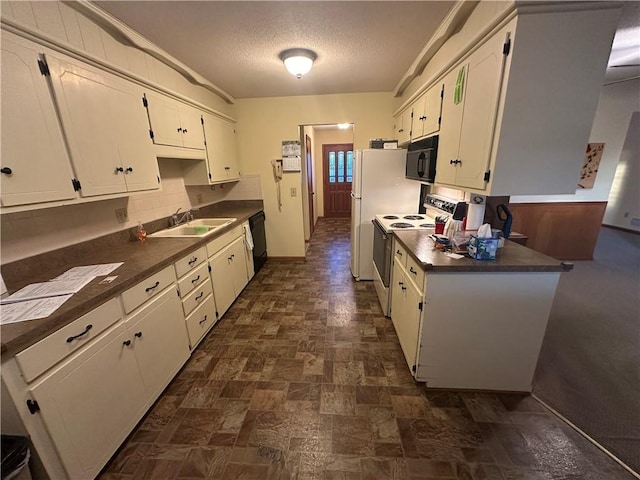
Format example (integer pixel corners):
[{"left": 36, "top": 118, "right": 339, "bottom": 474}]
[
  {"left": 578, "top": 143, "right": 605, "bottom": 189},
  {"left": 454, "top": 65, "right": 466, "bottom": 105},
  {"left": 282, "top": 140, "right": 301, "bottom": 157}
]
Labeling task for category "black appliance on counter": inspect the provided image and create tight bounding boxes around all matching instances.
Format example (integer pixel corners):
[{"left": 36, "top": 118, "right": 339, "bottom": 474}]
[
  {"left": 406, "top": 136, "right": 438, "bottom": 183},
  {"left": 249, "top": 211, "right": 267, "bottom": 273}
]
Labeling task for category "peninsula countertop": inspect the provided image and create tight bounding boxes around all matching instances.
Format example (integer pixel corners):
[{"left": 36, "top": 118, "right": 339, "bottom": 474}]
[
  {"left": 393, "top": 230, "right": 572, "bottom": 273},
  {"left": 1, "top": 201, "right": 263, "bottom": 357}
]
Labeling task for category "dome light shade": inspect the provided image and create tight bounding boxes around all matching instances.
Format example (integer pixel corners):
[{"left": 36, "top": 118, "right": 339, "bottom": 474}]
[{"left": 279, "top": 48, "right": 317, "bottom": 79}]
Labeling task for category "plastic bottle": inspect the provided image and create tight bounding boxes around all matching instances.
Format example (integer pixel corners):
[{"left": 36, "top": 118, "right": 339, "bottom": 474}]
[{"left": 136, "top": 222, "right": 147, "bottom": 242}]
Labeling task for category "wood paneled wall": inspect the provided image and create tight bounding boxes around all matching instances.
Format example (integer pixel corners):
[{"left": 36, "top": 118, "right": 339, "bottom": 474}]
[{"left": 508, "top": 202, "right": 607, "bottom": 260}]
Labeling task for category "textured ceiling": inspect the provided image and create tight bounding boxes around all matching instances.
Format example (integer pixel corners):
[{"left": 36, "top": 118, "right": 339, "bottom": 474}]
[
  {"left": 94, "top": 1, "right": 455, "bottom": 99},
  {"left": 95, "top": 1, "right": 639, "bottom": 98}
]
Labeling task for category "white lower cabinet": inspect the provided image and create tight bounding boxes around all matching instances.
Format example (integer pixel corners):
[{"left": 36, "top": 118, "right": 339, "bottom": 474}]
[
  {"left": 209, "top": 236, "right": 249, "bottom": 317},
  {"left": 125, "top": 287, "right": 190, "bottom": 400},
  {"left": 28, "top": 323, "right": 146, "bottom": 480}
]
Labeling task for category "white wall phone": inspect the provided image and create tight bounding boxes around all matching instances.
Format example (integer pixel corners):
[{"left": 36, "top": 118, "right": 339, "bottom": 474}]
[{"left": 271, "top": 159, "right": 283, "bottom": 210}]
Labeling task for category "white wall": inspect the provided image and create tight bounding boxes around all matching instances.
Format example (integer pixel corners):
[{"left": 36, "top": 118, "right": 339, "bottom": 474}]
[
  {"left": 234, "top": 93, "right": 394, "bottom": 258},
  {"left": 511, "top": 78, "right": 640, "bottom": 207},
  {"left": 603, "top": 110, "right": 640, "bottom": 231}
]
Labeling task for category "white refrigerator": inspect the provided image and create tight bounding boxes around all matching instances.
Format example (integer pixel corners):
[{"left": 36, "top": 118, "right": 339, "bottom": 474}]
[{"left": 350, "top": 149, "right": 421, "bottom": 280}]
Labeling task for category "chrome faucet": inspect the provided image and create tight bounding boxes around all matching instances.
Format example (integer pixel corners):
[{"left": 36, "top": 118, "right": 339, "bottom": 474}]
[{"left": 171, "top": 208, "right": 193, "bottom": 227}]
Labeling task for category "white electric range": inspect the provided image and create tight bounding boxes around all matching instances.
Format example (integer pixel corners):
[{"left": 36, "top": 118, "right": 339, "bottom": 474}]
[{"left": 372, "top": 195, "right": 467, "bottom": 316}]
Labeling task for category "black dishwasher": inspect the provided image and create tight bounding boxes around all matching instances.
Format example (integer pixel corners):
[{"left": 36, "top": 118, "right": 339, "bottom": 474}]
[{"left": 249, "top": 211, "right": 267, "bottom": 273}]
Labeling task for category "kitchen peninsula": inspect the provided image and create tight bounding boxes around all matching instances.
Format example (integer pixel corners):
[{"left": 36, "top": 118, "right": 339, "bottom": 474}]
[{"left": 390, "top": 229, "right": 571, "bottom": 392}]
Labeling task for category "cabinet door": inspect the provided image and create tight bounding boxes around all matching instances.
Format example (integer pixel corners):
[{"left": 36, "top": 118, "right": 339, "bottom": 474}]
[
  {"left": 421, "top": 84, "right": 443, "bottom": 138},
  {"left": 126, "top": 287, "right": 190, "bottom": 401},
  {"left": 145, "top": 92, "right": 183, "bottom": 147},
  {"left": 48, "top": 55, "right": 158, "bottom": 196},
  {"left": 390, "top": 264, "right": 422, "bottom": 374},
  {"left": 178, "top": 106, "right": 205, "bottom": 150},
  {"left": 30, "top": 324, "right": 146, "bottom": 480},
  {"left": 396, "top": 107, "right": 413, "bottom": 145},
  {"left": 0, "top": 32, "right": 77, "bottom": 207},
  {"left": 455, "top": 31, "right": 505, "bottom": 190},
  {"left": 229, "top": 236, "right": 249, "bottom": 295},
  {"left": 437, "top": 66, "right": 466, "bottom": 186},
  {"left": 203, "top": 113, "right": 240, "bottom": 183},
  {"left": 209, "top": 243, "right": 237, "bottom": 317}
]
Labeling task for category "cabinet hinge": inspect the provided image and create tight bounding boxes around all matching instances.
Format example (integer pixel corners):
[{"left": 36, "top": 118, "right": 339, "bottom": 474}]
[
  {"left": 157, "top": 176, "right": 160, "bottom": 184},
  {"left": 142, "top": 96, "right": 148, "bottom": 108},
  {"left": 484, "top": 170, "right": 491, "bottom": 182},
  {"left": 438, "top": 116, "right": 441, "bottom": 125},
  {"left": 208, "top": 264, "right": 212, "bottom": 273},
  {"left": 440, "top": 86, "right": 444, "bottom": 98},
  {"left": 37, "top": 58, "right": 50, "bottom": 76},
  {"left": 149, "top": 129, "right": 154, "bottom": 140},
  {"left": 26, "top": 399, "right": 40, "bottom": 414},
  {"left": 418, "top": 301, "right": 423, "bottom": 311},
  {"left": 71, "top": 178, "right": 81, "bottom": 191},
  {"left": 200, "top": 116, "right": 204, "bottom": 125},
  {"left": 208, "top": 173, "right": 212, "bottom": 180},
  {"left": 215, "top": 311, "right": 219, "bottom": 319},
  {"left": 503, "top": 38, "right": 511, "bottom": 56},
  {"left": 410, "top": 111, "right": 414, "bottom": 119},
  {"left": 412, "top": 365, "right": 416, "bottom": 373},
  {"left": 177, "top": 288, "right": 181, "bottom": 298}
]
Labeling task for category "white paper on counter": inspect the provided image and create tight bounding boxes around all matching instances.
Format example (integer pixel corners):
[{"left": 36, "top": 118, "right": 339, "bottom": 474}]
[
  {"left": 0, "top": 295, "right": 73, "bottom": 324},
  {"left": 55, "top": 262, "right": 123, "bottom": 281},
  {"left": 0, "top": 277, "right": 94, "bottom": 304}
]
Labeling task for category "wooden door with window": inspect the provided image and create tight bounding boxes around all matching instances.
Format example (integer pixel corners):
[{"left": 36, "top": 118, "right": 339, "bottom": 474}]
[{"left": 323, "top": 143, "right": 353, "bottom": 218}]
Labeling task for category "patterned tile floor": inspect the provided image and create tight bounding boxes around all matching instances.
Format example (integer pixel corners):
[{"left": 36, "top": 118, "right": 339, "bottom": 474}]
[{"left": 99, "top": 218, "right": 633, "bottom": 479}]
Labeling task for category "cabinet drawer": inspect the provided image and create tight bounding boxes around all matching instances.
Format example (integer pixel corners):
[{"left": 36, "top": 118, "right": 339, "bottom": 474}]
[
  {"left": 206, "top": 225, "right": 242, "bottom": 257},
  {"left": 121, "top": 265, "right": 175, "bottom": 314},
  {"left": 15, "top": 297, "right": 121, "bottom": 383},
  {"left": 406, "top": 255, "right": 425, "bottom": 292},
  {"left": 174, "top": 246, "right": 207, "bottom": 278},
  {"left": 394, "top": 241, "right": 408, "bottom": 268},
  {"left": 181, "top": 279, "right": 213, "bottom": 317},
  {"left": 185, "top": 294, "right": 216, "bottom": 347},
  {"left": 177, "top": 261, "right": 209, "bottom": 298}
]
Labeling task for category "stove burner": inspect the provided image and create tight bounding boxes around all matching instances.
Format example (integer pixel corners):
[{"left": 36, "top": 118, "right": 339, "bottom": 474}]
[
  {"left": 419, "top": 223, "right": 434, "bottom": 228},
  {"left": 383, "top": 215, "right": 399, "bottom": 219},
  {"left": 403, "top": 215, "right": 424, "bottom": 220},
  {"left": 389, "top": 222, "right": 414, "bottom": 229}
]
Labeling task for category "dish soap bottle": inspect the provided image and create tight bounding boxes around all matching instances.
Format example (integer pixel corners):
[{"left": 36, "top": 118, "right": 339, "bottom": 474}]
[{"left": 136, "top": 221, "right": 147, "bottom": 242}]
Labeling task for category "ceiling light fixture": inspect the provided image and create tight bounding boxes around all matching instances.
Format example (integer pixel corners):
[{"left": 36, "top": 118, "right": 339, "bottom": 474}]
[
  {"left": 279, "top": 48, "right": 317, "bottom": 79},
  {"left": 337, "top": 123, "right": 351, "bottom": 130}
]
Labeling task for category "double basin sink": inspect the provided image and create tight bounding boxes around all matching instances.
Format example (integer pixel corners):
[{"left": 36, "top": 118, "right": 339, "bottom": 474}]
[{"left": 149, "top": 218, "right": 236, "bottom": 238}]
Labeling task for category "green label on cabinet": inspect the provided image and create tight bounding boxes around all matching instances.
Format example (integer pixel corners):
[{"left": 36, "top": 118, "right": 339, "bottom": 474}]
[{"left": 454, "top": 66, "right": 466, "bottom": 105}]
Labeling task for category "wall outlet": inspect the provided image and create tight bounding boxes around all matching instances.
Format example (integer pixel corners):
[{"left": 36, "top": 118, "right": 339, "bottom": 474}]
[
  {"left": 290, "top": 187, "right": 297, "bottom": 197},
  {"left": 115, "top": 208, "right": 129, "bottom": 224},
  {"left": 196, "top": 193, "right": 203, "bottom": 204}
]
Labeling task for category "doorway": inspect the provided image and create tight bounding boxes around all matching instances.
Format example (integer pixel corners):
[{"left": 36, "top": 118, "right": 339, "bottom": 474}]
[{"left": 322, "top": 143, "right": 354, "bottom": 218}]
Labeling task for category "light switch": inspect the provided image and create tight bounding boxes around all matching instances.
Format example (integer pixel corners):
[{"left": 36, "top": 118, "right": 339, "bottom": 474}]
[{"left": 290, "top": 187, "right": 297, "bottom": 197}]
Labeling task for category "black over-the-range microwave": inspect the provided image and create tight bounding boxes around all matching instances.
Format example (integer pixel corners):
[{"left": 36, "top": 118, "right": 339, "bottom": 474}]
[{"left": 406, "top": 136, "right": 438, "bottom": 183}]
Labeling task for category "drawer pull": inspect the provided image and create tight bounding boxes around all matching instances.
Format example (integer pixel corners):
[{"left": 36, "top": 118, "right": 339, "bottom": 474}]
[
  {"left": 410, "top": 267, "right": 417, "bottom": 275},
  {"left": 199, "top": 315, "right": 208, "bottom": 325},
  {"left": 396, "top": 250, "right": 402, "bottom": 256},
  {"left": 135, "top": 332, "right": 143, "bottom": 338},
  {"left": 188, "top": 257, "right": 198, "bottom": 266},
  {"left": 191, "top": 275, "right": 201, "bottom": 284},
  {"left": 145, "top": 281, "right": 160, "bottom": 293},
  {"left": 195, "top": 291, "right": 204, "bottom": 301},
  {"left": 123, "top": 340, "right": 132, "bottom": 347},
  {"left": 66, "top": 324, "right": 93, "bottom": 343}
]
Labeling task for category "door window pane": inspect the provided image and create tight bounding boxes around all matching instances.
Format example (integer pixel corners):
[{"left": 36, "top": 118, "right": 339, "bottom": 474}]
[
  {"left": 329, "top": 152, "right": 336, "bottom": 183},
  {"left": 338, "top": 151, "right": 344, "bottom": 183},
  {"left": 346, "top": 151, "right": 353, "bottom": 182}
]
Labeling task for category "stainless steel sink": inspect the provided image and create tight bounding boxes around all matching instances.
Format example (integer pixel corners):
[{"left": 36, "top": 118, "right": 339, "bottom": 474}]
[{"left": 149, "top": 218, "right": 236, "bottom": 238}]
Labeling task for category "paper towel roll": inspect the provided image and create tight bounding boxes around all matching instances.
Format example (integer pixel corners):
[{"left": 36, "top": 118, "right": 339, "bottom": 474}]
[{"left": 466, "top": 203, "right": 486, "bottom": 231}]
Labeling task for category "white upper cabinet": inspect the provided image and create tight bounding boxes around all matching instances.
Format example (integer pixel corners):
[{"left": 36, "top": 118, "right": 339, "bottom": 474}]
[
  {"left": 394, "top": 107, "right": 413, "bottom": 146},
  {"left": 144, "top": 92, "right": 205, "bottom": 150},
  {"left": 47, "top": 53, "right": 160, "bottom": 197},
  {"left": 203, "top": 113, "right": 239, "bottom": 183},
  {"left": 436, "top": 6, "right": 620, "bottom": 195},
  {"left": 437, "top": 29, "right": 505, "bottom": 190},
  {"left": 412, "top": 84, "right": 443, "bottom": 141},
  {"left": 0, "top": 31, "right": 77, "bottom": 207}
]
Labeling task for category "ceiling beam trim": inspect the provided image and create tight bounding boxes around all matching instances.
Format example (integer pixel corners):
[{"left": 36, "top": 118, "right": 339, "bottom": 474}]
[{"left": 67, "top": 0, "right": 236, "bottom": 104}]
